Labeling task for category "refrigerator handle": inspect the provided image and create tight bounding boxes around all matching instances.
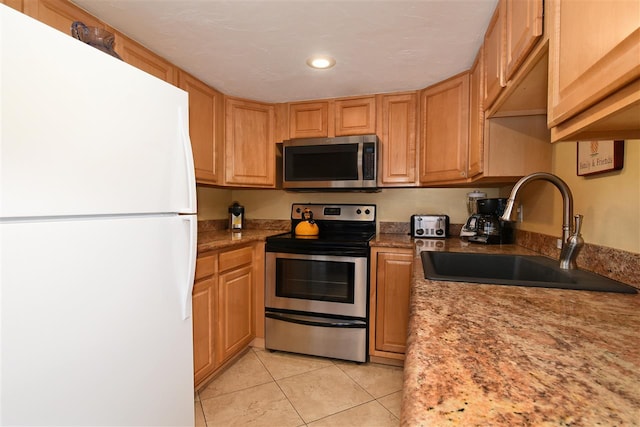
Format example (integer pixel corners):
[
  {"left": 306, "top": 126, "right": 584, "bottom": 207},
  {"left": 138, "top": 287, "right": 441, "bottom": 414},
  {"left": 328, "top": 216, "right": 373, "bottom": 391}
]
[
  {"left": 181, "top": 215, "right": 197, "bottom": 320},
  {"left": 178, "top": 106, "right": 197, "bottom": 214}
]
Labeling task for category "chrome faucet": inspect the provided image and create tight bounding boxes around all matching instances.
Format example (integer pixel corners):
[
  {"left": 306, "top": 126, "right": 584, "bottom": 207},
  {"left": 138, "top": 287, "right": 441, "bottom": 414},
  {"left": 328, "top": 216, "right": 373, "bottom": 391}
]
[{"left": 500, "top": 172, "right": 584, "bottom": 269}]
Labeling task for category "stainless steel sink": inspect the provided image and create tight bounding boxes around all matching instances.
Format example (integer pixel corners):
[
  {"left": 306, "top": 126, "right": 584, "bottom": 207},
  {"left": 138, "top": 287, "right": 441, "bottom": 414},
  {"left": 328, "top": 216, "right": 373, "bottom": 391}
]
[{"left": 421, "top": 251, "right": 637, "bottom": 294}]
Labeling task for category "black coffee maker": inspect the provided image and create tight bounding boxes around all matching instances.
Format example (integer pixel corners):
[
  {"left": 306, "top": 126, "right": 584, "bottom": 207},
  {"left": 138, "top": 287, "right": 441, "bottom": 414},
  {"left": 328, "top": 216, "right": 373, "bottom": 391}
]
[{"left": 465, "top": 198, "right": 514, "bottom": 244}]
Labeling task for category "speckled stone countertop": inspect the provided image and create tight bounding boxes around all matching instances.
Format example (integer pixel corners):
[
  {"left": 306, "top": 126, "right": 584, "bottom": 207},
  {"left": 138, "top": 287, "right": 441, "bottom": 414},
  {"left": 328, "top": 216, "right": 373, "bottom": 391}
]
[
  {"left": 197, "top": 229, "right": 286, "bottom": 253},
  {"left": 399, "top": 238, "right": 640, "bottom": 426}
]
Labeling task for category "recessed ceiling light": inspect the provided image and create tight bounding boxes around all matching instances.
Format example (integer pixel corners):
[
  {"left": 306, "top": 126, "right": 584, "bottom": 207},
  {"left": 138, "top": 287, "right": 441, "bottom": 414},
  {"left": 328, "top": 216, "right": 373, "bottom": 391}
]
[{"left": 306, "top": 56, "right": 336, "bottom": 69}]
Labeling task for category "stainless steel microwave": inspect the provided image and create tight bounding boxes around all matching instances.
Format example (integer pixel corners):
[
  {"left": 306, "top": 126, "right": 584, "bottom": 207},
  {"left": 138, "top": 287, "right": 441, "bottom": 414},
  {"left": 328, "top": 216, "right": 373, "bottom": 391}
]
[{"left": 282, "top": 135, "right": 378, "bottom": 190}]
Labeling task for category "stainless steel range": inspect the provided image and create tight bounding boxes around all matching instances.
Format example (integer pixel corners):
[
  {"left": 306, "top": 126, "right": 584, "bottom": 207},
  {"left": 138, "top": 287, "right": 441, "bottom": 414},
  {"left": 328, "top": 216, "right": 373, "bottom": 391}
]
[{"left": 265, "top": 203, "right": 376, "bottom": 363}]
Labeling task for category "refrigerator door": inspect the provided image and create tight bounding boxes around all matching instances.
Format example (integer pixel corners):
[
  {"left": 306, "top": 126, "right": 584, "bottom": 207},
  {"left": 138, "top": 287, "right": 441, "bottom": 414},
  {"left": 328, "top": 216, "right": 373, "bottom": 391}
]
[
  {"left": 0, "top": 7, "right": 196, "bottom": 218},
  {"left": 0, "top": 214, "right": 196, "bottom": 426}
]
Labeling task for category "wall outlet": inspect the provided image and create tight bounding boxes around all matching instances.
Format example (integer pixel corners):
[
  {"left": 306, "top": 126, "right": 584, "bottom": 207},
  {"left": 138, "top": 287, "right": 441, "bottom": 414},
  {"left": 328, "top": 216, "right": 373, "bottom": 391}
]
[
  {"left": 517, "top": 204, "right": 523, "bottom": 222},
  {"left": 556, "top": 239, "right": 563, "bottom": 249}
]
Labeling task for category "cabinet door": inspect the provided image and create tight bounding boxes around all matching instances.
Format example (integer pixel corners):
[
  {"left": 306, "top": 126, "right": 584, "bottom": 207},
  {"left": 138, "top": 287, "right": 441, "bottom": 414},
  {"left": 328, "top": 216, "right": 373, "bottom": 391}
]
[
  {"left": 483, "top": 2, "right": 505, "bottom": 109},
  {"left": 468, "top": 49, "right": 484, "bottom": 179},
  {"left": 179, "top": 71, "right": 223, "bottom": 185},
  {"left": 289, "top": 101, "right": 329, "bottom": 138},
  {"left": 504, "top": 0, "right": 543, "bottom": 82},
  {"left": 192, "top": 276, "right": 216, "bottom": 386},
  {"left": 335, "top": 97, "right": 376, "bottom": 136},
  {"left": 377, "top": 93, "right": 417, "bottom": 186},
  {"left": 1, "top": 0, "right": 23, "bottom": 11},
  {"left": 23, "top": 0, "right": 104, "bottom": 35},
  {"left": 419, "top": 73, "right": 470, "bottom": 184},
  {"left": 225, "top": 97, "right": 275, "bottom": 187},
  {"left": 372, "top": 250, "right": 412, "bottom": 356},
  {"left": 217, "top": 265, "right": 254, "bottom": 362},
  {"left": 113, "top": 31, "right": 177, "bottom": 85},
  {"left": 548, "top": 0, "right": 640, "bottom": 127}
]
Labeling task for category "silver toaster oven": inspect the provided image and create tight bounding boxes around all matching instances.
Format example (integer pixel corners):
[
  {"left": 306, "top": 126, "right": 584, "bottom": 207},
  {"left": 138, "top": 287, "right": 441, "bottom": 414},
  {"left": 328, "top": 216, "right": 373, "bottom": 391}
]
[{"left": 410, "top": 214, "right": 449, "bottom": 238}]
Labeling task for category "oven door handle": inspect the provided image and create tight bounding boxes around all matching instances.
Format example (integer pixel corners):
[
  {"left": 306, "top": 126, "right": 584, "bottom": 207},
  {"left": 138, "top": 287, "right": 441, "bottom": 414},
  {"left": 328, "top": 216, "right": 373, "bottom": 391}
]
[{"left": 265, "top": 312, "right": 366, "bottom": 328}]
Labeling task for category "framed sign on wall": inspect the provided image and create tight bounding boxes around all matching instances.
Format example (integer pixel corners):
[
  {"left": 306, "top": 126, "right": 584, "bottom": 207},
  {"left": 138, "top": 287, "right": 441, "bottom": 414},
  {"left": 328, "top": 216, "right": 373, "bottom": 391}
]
[{"left": 577, "top": 140, "right": 624, "bottom": 176}]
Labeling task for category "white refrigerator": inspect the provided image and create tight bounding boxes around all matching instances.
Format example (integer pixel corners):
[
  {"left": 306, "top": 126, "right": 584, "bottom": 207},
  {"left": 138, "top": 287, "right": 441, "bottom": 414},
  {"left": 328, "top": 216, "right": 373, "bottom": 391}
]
[{"left": 0, "top": 5, "right": 196, "bottom": 426}]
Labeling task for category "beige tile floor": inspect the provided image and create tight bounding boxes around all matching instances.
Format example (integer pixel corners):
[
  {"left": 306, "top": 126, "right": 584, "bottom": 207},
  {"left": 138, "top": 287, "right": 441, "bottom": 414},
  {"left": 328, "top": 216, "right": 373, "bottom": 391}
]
[{"left": 194, "top": 347, "right": 403, "bottom": 426}]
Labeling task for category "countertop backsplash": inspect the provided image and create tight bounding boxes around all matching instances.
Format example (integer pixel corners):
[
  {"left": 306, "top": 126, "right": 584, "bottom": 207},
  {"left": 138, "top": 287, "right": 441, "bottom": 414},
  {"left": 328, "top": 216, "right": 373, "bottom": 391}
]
[{"left": 197, "top": 219, "right": 639, "bottom": 289}]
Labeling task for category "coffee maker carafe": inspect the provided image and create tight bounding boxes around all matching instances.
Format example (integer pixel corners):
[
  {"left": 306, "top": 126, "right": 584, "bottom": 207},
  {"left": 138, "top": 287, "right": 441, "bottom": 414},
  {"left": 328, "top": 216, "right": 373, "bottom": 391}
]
[
  {"left": 467, "top": 198, "right": 514, "bottom": 244},
  {"left": 460, "top": 191, "right": 486, "bottom": 238}
]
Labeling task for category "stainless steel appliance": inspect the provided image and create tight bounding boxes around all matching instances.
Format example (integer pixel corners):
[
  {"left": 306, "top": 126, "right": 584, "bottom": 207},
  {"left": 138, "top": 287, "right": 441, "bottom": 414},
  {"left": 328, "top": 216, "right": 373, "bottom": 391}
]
[
  {"left": 465, "top": 198, "right": 514, "bottom": 244},
  {"left": 282, "top": 135, "right": 378, "bottom": 190},
  {"left": 410, "top": 214, "right": 449, "bottom": 238},
  {"left": 265, "top": 203, "right": 376, "bottom": 362}
]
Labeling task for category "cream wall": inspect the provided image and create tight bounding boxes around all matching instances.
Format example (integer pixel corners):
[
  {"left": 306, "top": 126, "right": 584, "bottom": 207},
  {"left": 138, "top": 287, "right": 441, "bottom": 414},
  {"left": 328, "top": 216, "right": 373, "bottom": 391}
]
[
  {"left": 501, "top": 140, "right": 639, "bottom": 254},
  {"left": 197, "top": 186, "right": 500, "bottom": 225}
]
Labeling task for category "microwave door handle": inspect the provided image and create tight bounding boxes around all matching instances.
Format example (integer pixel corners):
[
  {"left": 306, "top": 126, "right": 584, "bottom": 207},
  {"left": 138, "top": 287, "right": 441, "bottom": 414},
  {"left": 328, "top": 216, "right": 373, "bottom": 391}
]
[{"left": 357, "top": 142, "right": 363, "bottom": 181}]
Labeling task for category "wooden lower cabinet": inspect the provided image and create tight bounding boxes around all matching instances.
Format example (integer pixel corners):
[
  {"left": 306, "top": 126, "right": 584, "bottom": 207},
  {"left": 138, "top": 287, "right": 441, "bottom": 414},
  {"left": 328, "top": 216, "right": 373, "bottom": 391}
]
[
  {"left": 217, "top": 264, "right": 254, "bottom": 363},
  {"left": 192, "top": 244, "right": 256, "bottom": 388},
  {"left": 369, "top": 247, "right": 413, "bottom": 362}
]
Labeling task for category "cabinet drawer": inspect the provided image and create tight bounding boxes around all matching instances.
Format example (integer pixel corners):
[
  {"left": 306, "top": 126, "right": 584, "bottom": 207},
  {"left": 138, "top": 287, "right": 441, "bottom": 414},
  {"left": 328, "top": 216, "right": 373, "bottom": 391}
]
[
  {"left": 219, "top": 246, "right": 253, "bottom": 272},
  {"left": 195, "top": 254, "right": 217, "bottom": 281}
]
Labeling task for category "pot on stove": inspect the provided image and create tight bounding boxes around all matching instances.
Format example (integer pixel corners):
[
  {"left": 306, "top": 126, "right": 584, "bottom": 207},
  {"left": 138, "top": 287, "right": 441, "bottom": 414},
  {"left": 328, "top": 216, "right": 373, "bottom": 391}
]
[{"left": 294, "top": 208, "right": 319, "bottom": 236}]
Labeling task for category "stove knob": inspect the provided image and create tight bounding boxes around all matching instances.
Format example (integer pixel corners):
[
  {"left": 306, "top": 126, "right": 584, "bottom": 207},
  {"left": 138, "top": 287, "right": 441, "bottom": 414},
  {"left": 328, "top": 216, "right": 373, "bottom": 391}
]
[
  {"left": 295, "top": 207, "right": 301, "bottom": 214},
  {"left": 365, "top": 209, "right": 370, "bottom": 215},
  {"left": 356, "top": 209, "right": 362, "bottom": 214}
]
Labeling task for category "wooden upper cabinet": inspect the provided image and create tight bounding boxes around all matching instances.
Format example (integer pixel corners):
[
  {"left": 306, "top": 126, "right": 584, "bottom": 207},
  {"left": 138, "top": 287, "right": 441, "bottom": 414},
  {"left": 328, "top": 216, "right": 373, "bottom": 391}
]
[
  {"left": 179, "top": 71, "right": 223, "bottom": 185},
  {"left": 289, "top": 101, "right": 329, "bottom": 138},
  {"left": 1, "top": 0, "right": 23, "bottom": 11},
  {"left": 23, "top": 0, "right": 104, "bottom": 35},
  {"left": 112, "top": 30, "right": 177, "bottom": 85},
  {"left": 482, "top": 3, "right": 505, "bottom": 109},
  {"left": 225, "top": 97, "right": 276, "bottom": 187},
  {"left": 376, "top": 92, "right": 417, "bottom": 186},
  {"left": 419, "top": 72, "right": 470, "bottom": 184},
  {"left": 468, "top": 49, "right": 484, "bottom": 180},
  {"left": 547, "top": 0, "right": 640, "bottom": 128},
  {"left": 504, "top": 0, "right": 543, "bottom": 82},
  {"left": 335, "top": 96, "right": 376, "bottom": 136}
]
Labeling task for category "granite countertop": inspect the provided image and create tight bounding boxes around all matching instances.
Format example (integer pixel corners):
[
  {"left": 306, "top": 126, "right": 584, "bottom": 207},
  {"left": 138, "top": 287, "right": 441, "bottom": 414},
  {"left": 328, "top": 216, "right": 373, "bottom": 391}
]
[
  {"left": 197, "top": 229, "right": 285, "bottom": 253},
  {"left": 400, "top": 238, "right": 640, "bottom": 426}
]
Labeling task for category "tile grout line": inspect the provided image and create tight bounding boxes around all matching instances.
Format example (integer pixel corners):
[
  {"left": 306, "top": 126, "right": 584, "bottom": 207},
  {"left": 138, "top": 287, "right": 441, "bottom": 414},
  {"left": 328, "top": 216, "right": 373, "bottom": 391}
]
[{"left": 252, "top": 347, "right": 309, "bottom": 426}]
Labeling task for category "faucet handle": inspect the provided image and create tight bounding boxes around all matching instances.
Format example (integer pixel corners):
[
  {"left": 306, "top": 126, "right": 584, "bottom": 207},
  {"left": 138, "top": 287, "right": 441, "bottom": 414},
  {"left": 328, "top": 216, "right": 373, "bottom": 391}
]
[{"left": 573, "top": 214, "right": 583, "bottom": 236}]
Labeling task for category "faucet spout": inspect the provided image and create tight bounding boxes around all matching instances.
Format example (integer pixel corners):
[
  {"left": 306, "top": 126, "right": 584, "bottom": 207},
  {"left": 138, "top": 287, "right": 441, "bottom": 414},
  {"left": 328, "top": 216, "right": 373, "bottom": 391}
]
[{"left": 500, "top": 172, "right": 581, "bottom": 269}]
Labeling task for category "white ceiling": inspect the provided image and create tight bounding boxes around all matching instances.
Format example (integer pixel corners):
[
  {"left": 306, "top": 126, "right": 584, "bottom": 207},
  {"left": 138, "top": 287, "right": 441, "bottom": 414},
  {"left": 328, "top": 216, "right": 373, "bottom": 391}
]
[{"left": 72, "top": 0, "right": 498, "bottom": 103}]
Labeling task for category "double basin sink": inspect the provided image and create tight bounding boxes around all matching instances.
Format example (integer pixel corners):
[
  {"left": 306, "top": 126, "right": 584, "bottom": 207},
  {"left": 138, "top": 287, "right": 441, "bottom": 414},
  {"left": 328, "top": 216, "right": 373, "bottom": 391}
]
[{"left": 421, "top": 251, "right": 637, "bottom": 294}]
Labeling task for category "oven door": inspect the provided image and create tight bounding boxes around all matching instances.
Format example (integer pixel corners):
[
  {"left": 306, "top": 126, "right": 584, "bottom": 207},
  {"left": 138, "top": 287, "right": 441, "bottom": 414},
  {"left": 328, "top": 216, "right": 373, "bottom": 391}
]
[{"left": 265, "top": 252, "right": 367, "bottom": 319}]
